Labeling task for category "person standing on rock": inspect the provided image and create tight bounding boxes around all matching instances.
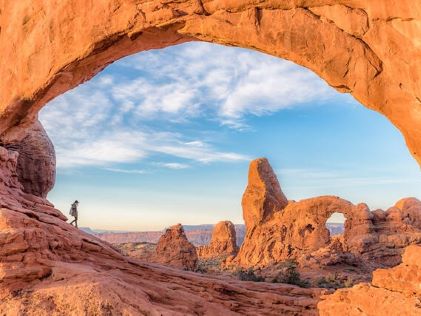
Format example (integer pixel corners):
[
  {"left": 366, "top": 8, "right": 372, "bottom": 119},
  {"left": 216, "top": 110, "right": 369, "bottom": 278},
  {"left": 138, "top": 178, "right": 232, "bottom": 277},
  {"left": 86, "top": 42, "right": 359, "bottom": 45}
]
[{"left": 69, "top": 200, "right": 79, "bottom": 228}]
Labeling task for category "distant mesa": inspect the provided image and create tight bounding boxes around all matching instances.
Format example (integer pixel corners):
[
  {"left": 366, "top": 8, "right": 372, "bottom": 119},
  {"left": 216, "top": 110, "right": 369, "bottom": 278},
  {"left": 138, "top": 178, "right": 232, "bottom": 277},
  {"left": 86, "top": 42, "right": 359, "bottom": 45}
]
[{"left": 91, "top": 224, "right": 247, "bottom": 246}]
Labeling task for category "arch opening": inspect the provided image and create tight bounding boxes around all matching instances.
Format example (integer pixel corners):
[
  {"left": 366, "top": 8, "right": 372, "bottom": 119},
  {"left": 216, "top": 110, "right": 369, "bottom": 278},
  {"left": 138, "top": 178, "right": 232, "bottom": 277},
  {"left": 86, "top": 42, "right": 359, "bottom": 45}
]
[
  {"left": 326, "top": 212, "right": 346, "bottom": 237},
  {"left": 34, "top": 41, "right": 421, "bottom": 234}
]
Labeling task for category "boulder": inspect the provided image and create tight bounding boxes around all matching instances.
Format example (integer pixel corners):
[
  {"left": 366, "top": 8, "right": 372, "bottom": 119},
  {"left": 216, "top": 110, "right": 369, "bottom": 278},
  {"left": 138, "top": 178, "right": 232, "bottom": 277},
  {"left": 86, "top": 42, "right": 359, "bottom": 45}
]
[{"left": 3, "top": 120, "right": 55, "bottom": 198}]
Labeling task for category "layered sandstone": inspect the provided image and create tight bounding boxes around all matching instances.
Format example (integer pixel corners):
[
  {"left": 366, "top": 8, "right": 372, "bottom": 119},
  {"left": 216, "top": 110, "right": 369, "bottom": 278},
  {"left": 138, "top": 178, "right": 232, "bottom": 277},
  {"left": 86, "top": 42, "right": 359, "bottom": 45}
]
[
  {"left": 154, "top": 224, "right": 198, "bottom": 271},
  {"left": 236, "top": 158, "right": 421, "bottom": 270},
  {"left": 197, "top": 221, "right": 238, "bottom": 260},
  {"left": 318, "top": 245, "right": 421, "bottom": 316}
]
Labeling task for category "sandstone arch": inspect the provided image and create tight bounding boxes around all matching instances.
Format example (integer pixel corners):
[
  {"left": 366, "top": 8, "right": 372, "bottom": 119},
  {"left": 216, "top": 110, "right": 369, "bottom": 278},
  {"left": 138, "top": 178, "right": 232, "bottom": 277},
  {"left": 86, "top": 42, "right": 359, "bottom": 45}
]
[
  {"left": 280, "top": 197, "right": 373, "bottom": 252},
  {"left": 0, "top": 0, "right": 420, "bottom": 167},
  {"left": 0, "top": 2, "right": 421, "bottom": 313}
]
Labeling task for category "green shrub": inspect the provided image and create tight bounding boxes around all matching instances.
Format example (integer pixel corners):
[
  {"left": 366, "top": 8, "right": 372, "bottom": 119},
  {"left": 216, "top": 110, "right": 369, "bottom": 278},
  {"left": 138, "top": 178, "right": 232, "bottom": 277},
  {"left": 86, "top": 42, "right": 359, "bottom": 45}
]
[
  {"left": 316, "top": 273, "right": 354, "bottom": 289},
  {"left": 195, "top": 258, "right": 225, "bottom": 274},
  {"left": 272, "top": 260, "right": 310, "bottom": 288},
  {"left": 343, "top": 276, "right": 355, "bottom": 288},
  {"left": 236, "top": 268, "right": 264, "bottom": 282}
]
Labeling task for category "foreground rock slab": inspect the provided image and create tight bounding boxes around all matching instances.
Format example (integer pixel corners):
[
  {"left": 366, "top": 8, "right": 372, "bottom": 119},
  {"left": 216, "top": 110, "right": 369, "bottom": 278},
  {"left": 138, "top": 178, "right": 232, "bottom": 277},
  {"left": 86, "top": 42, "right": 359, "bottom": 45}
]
[
  {"left": 318, "top": 245, "right": 421, "bottom": 316},
  {"left": 0, "top": 206, "right": 323, "bottom": 315}
]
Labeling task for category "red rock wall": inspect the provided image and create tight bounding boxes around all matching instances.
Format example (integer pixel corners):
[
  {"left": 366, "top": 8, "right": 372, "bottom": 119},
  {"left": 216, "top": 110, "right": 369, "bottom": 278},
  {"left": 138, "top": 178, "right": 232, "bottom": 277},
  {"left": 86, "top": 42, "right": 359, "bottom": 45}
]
[{"left": 0, "top": 2, "right": 420, "bottom": 314}]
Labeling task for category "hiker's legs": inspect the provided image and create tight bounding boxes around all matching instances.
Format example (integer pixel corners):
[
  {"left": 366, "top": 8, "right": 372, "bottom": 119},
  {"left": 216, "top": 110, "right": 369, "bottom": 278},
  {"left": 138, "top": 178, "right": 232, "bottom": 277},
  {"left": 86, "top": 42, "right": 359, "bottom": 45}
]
[{"left": 75, "top": 218, "right": 78, "bottom": 228}]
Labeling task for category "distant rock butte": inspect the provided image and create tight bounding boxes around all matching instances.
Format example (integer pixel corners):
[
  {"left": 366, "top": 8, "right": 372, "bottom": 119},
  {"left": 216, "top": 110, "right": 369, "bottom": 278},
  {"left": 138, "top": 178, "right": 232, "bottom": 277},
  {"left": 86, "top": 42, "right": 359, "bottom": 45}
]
[
  {"left": 89, "top": 223, "right": 342, "bottom": 247},
  {"left": 92, "top": 224, "right": 247, "bottom": 246},
  {"left": 153, "top": 224, "right": 198, "bottom": 271},
  {"left": 236, "top": 158, "right": 421, "bottom": 270},
  {"left": 197, "top": 221, "right": 238, "bottom": 260}
]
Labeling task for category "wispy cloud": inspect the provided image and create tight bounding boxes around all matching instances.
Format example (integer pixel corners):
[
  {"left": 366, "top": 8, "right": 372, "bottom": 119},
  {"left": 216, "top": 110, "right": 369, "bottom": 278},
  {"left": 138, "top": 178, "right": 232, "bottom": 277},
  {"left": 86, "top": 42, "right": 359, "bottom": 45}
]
[
  {"left": 156, "top": 162, "right": 190, "bottom": 170},
  {"left": 278, "top": 168, "right": 421, "bottom": 189},
  {"left": 40, "top": 42, "right": 336, "bottom": 169},
  {"left": 105, "top": 168, "right": 147, "bottom": 174},
  {"left": 117, "top": 42, "right": 335, "bottom": 127}
]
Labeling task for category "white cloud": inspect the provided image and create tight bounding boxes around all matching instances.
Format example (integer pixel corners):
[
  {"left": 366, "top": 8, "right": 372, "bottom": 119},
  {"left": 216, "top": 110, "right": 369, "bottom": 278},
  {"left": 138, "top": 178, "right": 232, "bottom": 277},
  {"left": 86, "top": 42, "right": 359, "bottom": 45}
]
[
  {"left": 104, "top": 168, "right": 147, "bottom": 174},
  {"left": 54, "top": 132, "right": 148, "bottom": 167},
  {"left": 156, "top": 162, "right": 190, "bottom": 170},
  {"left": 278, "top": 168, "right": 421, "bottom": 188},
  {"left": 40, "top": 42, "right": 337, "bottom": 169},
  {"left": 40, "top": 85, "right": 248, "bottom": 168},
  {"left": 118, "top": 42, "right": 336, "bottom": 123}
]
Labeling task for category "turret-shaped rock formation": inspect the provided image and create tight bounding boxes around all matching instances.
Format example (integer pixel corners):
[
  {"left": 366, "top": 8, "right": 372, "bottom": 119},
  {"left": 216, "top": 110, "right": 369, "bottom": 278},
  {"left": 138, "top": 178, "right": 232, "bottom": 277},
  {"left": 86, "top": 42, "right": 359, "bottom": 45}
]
[
  {"left": 235, "top": 158, "right": 421, "bottom": 269},
  {"left": 197, "top": 221, "right": 238, "bottom": 259},
  {"left": 154, "top": 224, "right": 198, "bottom": 271},
  {"left": 242, "top": 158, "right": 288, "bottom": 229}
]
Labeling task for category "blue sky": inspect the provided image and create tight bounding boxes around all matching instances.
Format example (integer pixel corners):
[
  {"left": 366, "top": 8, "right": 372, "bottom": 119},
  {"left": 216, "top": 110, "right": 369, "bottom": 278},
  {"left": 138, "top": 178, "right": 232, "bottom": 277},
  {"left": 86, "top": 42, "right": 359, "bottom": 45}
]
[{"left": 39, "top": 42, "right": 421, "bottom": 231}]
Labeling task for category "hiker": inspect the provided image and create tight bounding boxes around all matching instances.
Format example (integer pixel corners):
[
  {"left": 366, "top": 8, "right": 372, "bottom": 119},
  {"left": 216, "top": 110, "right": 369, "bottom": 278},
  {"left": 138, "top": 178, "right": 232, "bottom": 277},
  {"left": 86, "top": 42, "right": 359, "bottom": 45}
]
[{"left": 69, "top": 200, "right": 79, "bottom": 228}]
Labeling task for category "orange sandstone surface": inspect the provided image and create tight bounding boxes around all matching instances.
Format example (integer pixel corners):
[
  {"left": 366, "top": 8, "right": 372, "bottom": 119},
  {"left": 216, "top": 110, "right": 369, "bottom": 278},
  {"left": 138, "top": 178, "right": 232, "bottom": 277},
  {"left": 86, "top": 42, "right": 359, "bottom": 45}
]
[{"left": 318, "top": 245, "right": 421, "bottom": 316}]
